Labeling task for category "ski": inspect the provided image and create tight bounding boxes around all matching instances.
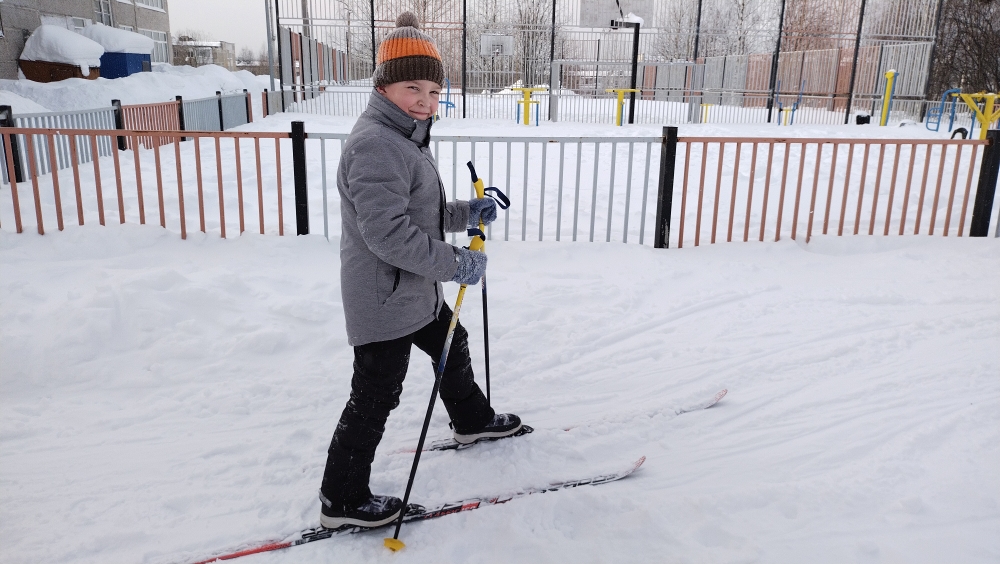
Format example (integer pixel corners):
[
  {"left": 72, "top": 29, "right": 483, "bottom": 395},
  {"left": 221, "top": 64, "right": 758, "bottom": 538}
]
[
  {"left": 185, "top": 456, "right": 645, "bottom": 564},
  {"left": 560, "top": 388, "right": 728, "bottom": 431},
  {"left": 675, "top": 388, "right": 728, "bottom": 415},
  {"left": 401, "top": 389, "right": 727, "bottom": 454},
  {"left": 408, "top": 424, "right": 535, "bottom": 453}
]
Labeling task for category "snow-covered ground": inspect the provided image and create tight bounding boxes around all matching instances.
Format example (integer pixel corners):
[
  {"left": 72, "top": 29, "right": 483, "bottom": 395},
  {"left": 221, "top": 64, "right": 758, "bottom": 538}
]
[
  {"left": 1, "top": 78, "right": 999, "bottom": 563},
  {"left": 2, "top": 225, "right": 998, "bottom": 564}
]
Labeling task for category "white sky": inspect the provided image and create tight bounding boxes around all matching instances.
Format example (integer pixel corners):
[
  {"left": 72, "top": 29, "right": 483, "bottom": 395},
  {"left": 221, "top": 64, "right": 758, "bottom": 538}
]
[{"left": 168, "top": 0, "right": 269, "bottom": 53}]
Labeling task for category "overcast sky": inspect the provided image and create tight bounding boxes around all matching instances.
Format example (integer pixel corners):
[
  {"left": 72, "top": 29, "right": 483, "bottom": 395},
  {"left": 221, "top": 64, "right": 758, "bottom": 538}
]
[{"left": 169, "top": 0, "right": 269, "bottom": 53}]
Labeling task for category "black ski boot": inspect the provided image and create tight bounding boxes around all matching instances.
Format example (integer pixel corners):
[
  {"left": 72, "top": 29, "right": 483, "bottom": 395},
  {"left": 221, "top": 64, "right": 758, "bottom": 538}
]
[
  {"left": 320, "top": 493, "right": 403, "bottom": 529},
  {"left": 453, "top": 413, "right": 522, "bottom": 444}
]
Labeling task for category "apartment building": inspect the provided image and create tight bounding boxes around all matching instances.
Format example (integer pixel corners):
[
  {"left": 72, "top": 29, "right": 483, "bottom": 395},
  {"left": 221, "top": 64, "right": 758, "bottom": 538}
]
[
  {"left": 0, "top": 0, "right": 172, "bottom": 80},
  {"left": 172, "top": 37, "right": 236, "bottom": 71}
]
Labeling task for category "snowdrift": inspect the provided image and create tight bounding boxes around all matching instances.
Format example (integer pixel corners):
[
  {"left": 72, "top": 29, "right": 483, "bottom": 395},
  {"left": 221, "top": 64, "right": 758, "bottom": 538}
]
[{"left": 0, "top": 63, "right": 269, "bottom": 112}]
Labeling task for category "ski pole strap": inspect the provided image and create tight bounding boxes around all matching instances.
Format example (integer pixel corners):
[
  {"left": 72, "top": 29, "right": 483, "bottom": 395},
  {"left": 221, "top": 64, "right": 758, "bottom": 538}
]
[
  {"left": 466, "top": 228, "right": 486, "bottom": 251},
  {"left": 484, "top": 187, "right": 510, "bottom": 209}
]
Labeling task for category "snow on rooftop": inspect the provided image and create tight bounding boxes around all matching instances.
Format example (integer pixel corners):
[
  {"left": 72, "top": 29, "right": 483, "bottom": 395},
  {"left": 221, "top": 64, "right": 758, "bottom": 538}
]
[
  {"left": 20, "top": 25, "right": 103, "bottom": 75},
  {"left": 78, "top": 23, "right": 154, "bottom": 55},
  {"left": 0, "top": 63, "right": 269, "bottom": 113}
]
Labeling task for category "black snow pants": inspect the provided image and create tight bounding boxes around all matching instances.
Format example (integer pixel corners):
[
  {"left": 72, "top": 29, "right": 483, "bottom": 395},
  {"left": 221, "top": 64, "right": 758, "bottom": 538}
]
[{"left": 319, "top": 303, "right": 494, "bottom": 510}]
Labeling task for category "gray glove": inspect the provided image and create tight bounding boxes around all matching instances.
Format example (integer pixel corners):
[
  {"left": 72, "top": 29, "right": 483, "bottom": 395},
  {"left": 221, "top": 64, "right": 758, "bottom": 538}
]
[
  {"left": 468, "top": 197, "right": 498, "bottom": 228},
  {"left": 451, "top": 247, "right": 488, "bottom": 285}
]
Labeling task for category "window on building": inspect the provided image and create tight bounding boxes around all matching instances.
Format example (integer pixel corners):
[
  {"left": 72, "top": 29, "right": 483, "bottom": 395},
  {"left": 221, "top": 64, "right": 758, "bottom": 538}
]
[
  {"left": 93, "top": 0, "right": 113, "bottom": 26},
  {"left": 139, "top": 29, "right": 169, "bottom": 62},
  {"left": 70, "top": 17, "right": 91, "bottom": 32},
  {"left": 42, "top": 15, "right": 91, "bottom": 32},
  {"left": 119, "top": 25, "right": 134, "bottom": 32},
  {"left": 135, "top": 0, "right": 166, "bottom": 10}
]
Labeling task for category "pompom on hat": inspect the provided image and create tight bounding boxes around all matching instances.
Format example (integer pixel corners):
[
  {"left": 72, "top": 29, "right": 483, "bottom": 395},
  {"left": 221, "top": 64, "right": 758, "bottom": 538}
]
[{"left": 373, "top": 12, "right": 445, "bottom": 88}]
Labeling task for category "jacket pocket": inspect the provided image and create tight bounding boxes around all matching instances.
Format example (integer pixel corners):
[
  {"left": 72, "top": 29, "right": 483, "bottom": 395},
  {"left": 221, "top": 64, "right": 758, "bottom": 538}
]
[{"left": 375, "top": 261, "right": 400, "bottom": 307}]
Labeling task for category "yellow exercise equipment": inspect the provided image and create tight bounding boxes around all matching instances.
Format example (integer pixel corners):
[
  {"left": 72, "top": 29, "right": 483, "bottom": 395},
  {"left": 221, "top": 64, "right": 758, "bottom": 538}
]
[
  {"left": 959, "top": 92, "right": 1000, "bottom": 140},
  {"left": 606, "top": 88, "right": 641, "bottom": 126},
  {"left": 511, "top": 86, "right": 546, "bottom": 125},
  {"left": 880, "top": 70, "right": 898, "bottom": 126}
]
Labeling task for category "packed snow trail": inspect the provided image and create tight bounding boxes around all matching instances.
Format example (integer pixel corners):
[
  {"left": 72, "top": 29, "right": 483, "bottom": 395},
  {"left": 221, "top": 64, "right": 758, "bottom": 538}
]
[{"left": 1, "top": 225, "right": 998, "bottom": 564}]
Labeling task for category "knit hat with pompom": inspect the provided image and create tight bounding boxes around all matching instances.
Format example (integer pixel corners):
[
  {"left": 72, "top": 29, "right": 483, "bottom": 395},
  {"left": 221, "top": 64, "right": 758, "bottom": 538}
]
[{"left": 373, "top": 12, "right": 444, "bottom": 88}]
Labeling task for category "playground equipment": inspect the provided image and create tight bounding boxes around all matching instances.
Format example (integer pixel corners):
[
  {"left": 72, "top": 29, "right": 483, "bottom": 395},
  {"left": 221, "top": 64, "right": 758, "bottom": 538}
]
[
  {"left": 606, "top": 88, "right": 641, "bottom": 126},
  {"left": 925, "top": 88, "right": 961, "bottom": 132},
  {"left": 512, "top": 86, "right": 545, "bottom": 126},
  {"left": 775, "top": 80, "right": 805, "bottom": 125},
  {"left": 959, "top": 92, "right": 1000, "bottom": 140},
  {"left": 700, "top": 103, "right": 713, "bottom": 123},
  {"left": 879, "top": 70, "right": 898, "bottom": 126},
  {"left": 438, "top": 78, "right": 456, "bottom": 118}
]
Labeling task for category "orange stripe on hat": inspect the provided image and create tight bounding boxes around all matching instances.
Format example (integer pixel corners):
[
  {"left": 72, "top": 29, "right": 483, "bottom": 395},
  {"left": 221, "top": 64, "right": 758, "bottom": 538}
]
[{"left": 377, "top": 37, "right": 441, "bottom": 64}]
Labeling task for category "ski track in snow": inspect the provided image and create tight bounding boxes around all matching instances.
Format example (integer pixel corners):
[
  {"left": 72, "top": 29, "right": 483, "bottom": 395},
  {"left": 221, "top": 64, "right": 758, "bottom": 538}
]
[{"left": 2, "top": 224, "right": 998, "bottom": 564}]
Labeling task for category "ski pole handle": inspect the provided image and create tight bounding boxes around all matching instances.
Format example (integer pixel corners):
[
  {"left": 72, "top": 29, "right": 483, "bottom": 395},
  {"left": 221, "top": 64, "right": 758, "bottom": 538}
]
[{"left": 467, "top": 161, "right": 486, "bottom": 200}]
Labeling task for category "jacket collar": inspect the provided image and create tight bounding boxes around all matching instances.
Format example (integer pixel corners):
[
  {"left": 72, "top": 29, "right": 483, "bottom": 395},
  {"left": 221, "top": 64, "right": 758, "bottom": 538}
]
[{"left": 366, "top": 89, "right": 433, "bottom": 147}]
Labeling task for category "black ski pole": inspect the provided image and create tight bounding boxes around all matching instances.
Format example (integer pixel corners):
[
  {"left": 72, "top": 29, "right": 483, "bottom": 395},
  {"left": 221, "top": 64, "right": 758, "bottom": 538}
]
[
  {"left": 465, "top": 162, "right": 509, "bottom": 403},
  {"left": 384, "top": 230, "right": 486, "bottom": 552},
  {"left": 467, "top": 161, "right": 491, "bottom": 404}
]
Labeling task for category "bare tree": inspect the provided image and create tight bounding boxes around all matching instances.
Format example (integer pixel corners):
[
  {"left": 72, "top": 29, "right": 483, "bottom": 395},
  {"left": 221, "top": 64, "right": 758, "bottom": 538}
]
[
  {"left": 928, "top": 0, "right": 1000, "bottom": 95},
  {"left": 782, "top": 0, "right": 858, "bottom": 51},
  {"left": 651, "top": 0, "right": 697, "bottom": 60}
]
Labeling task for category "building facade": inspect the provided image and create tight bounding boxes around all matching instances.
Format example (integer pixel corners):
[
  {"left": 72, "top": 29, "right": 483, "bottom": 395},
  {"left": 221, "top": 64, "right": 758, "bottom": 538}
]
[
  {"left": 0, "top": 0, "right": 172, "bottom": 80},
  {"left": 172, "top": 38, "right": 236, "bottom": 71}
]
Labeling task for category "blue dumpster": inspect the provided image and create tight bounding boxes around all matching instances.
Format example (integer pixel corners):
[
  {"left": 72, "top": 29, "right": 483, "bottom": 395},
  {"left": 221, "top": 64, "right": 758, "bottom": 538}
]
[{"left": 99, "top": 52, "right": 151, "bottom": 79}]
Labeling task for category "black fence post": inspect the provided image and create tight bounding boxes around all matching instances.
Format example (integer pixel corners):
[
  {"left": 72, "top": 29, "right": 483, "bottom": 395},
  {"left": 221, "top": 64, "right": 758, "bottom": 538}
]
[
  {"left": 969, "top": 129, "right": 1000, "bottom": 237},
  {"left": 243, "top": 89, "right": 251, "bottom": 123},
  {"left": 175, "top": 95, "right": 186, "bottom": 141},
  {"left": 216, "top": 91, "right": 225, "bottom": 131},
  {"left": 111, "top": 99, "right": 127, "bottom": 151},
  {"left": 0, "top": 105, "right": 24, "bottom": 183},
  {"left": 291, "top": 121, "right": 309, "bottom": 235},
  {"left": 654, "top": 126, "right": 678, "bottom": 248}
]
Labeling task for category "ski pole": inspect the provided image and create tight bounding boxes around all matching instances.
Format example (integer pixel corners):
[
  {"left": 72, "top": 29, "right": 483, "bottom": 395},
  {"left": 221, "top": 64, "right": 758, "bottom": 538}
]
[
  {"left": 467, "top": 161, "right": 490, "bottom": 403},
  {"left": 465, "top": 161, "right": 509, "bottom": 404},
  {"left": 384, "top": 230, "right": 486, "bottom": 552}
]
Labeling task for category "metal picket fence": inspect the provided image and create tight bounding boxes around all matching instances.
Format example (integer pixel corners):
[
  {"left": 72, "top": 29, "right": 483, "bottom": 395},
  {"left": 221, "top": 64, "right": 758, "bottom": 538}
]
[
  {"left": 180, "top": 92, "right": 252, "bottom": 132},
  {"left": 1, "top": 107, "right": 117, "bottom": 182},
  {"left": 2, "top": 123, "right": 997, "bottom": 242}
]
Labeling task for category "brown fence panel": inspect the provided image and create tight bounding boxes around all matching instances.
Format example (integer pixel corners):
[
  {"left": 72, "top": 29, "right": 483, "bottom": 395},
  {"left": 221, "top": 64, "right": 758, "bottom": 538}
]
[
  {"left": 121, "top": 101, "right": 181, "bottom": 150},
  {"left": 0, "top": 127, "right": 291, "bottom": 239},
  {"left": 672, "top": 136, "right": 990, "bottom": 247}
]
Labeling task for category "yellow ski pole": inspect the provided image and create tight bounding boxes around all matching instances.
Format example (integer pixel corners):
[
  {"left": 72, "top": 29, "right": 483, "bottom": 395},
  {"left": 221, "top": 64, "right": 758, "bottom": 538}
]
[{"left": 384, "top": 229, "right": 485, "bottom": 552}]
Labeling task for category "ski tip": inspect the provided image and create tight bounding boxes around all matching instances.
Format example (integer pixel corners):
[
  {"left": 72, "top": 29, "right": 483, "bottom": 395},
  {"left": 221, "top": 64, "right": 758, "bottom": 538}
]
[
  {"left": 384, "top": 537, "right": 405, "bottom": 552},
  {"left": 715, "top": 389, "right": 728, "bottom": 402},
  {"left": 634, "top": 456, "right": 646, "bottom": 471}
]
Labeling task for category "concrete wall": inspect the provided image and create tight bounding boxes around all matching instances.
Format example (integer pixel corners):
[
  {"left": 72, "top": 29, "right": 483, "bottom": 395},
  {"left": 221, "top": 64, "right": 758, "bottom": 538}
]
[{"left": 0, "top": 0, "right": 172, "bottom": 80}]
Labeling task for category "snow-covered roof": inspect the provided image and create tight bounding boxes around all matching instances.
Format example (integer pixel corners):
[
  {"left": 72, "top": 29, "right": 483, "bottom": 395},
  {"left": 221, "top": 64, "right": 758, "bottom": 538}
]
[
  {"left": 623, "top": 12, "right": 645, "bottom": 26},
  {"left": 78, "top": 23, "right": 154, "bottom": 55},
  {"left": 20, "top": 25, "right": 104, "bottom": 74}
]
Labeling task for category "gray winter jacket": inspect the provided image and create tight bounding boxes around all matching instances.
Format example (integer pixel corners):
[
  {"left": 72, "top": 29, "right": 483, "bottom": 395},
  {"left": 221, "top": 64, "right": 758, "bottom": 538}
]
[{"left": 338, "top": 90, "right": 470, "bottom": 346}]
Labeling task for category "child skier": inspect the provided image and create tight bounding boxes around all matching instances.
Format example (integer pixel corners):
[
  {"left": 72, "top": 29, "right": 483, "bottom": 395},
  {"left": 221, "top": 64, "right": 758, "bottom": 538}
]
[{"left": 318, "top": 12, "right": 523, "bottom": 529}]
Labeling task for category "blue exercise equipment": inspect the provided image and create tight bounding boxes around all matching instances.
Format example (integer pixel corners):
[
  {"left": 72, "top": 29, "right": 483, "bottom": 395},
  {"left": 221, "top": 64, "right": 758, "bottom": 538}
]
[
  {"left": 925, "top": 88, "right": 961, "bottom": 132},
  {"left": 438, "top": 78, "right": 456, "bottom": 118}
]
